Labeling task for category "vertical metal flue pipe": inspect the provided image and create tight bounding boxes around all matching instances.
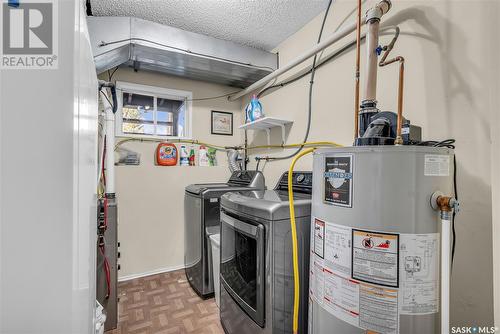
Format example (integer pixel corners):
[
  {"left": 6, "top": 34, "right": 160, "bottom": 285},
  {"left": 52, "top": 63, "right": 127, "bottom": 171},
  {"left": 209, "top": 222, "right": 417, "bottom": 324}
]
[
  {"left": 362, "top": 0, "right": 392, "bottom": 105},
  {"left": 354, "top": 0, "right": 362, "bottom": 140},
  {"left": 364, "top": 19, "right": 381, "bottom": 103}
]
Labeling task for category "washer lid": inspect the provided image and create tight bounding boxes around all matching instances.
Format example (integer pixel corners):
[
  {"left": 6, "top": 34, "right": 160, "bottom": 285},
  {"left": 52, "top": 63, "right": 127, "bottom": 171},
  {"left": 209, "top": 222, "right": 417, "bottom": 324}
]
[
  {"left": 221, "top": 190, "right": 311, "bottom": 221},
  {"left": 185, "top": 183, "right": 230, "bottom": 195}
]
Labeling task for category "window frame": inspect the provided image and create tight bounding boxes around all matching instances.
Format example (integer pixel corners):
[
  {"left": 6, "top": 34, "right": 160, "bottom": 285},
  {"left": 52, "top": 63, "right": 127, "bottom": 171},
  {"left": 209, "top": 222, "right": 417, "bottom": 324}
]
[{"left": 115, "top": 81, "right": 193, "bottom": 140}]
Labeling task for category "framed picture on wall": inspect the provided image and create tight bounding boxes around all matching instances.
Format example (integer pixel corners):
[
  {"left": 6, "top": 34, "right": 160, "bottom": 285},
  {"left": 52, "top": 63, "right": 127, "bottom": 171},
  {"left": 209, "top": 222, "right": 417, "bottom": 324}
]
[{"left": 211, "top": 111, "right": 233, "bottom": 136}]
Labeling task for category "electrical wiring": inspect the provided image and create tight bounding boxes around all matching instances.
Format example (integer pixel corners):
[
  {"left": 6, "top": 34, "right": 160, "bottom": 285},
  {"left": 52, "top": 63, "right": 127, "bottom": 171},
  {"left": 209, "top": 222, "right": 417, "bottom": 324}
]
[
  {"left": 98, "top": 135, "right": 107, "bottom": 198},
  {"left": 187, "top": 91, "right": 240, "bottom": 102},
  {"left": 416, "top": 139, "right": 455, "bottom": 149},
  {"left": 255, "top": 0, "right": 333, "bottom": 162},
  {"left": 100, "top": 90, "right": 114, "bottom": 112},
  {"left": 108, "top": 66, "right": 119, "bottom": 82},
  {"left": 99, "top": 245, "right": 111, "bottom": 299}
]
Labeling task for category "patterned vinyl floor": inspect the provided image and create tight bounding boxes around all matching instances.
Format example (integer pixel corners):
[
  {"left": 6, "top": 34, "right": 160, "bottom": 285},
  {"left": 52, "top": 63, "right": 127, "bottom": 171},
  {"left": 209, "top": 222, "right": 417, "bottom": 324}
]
[{"left": 107, "top": 269, "right": 224, "bottom": 334}]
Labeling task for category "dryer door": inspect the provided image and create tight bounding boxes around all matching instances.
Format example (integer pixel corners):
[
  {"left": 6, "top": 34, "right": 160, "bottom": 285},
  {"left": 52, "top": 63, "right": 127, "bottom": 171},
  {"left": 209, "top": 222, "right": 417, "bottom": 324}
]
[{"left": 220, "top": 211, "right": 265, "bottom": 327}]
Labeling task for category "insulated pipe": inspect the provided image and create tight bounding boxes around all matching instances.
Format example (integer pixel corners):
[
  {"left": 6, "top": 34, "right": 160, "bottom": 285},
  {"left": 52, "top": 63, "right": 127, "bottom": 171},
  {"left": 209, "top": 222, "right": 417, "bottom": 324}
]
[
  {"left": 228, "top": 20, "right": 363, "bottom": 101},
  {"left": 363, "top": 19, "right": 381, "bottom": 103},
  {"left": 440, "top": 209, "right": 451, "bottom": 334},
  {"left": 101, "top": 90, "right": 116, "bottom": 196},
  {"left": 363, "top": 0, "right": 392, "bottom": 104},
  {"left": 354, "top": 0, "right": 362, "bottom": 139}
]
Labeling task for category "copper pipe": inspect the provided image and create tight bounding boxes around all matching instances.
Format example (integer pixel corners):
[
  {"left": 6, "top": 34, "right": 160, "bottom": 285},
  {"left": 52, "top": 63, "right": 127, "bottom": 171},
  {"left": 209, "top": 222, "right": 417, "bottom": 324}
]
[
  {"left": 436, "top": 195, "right": 453, "bottom": 212},
  {"left": 379, "top": 47, "right": 405, "bottom": 145},
  {"left": 354, "top": 0, "right": 362, "bottom": 140}
]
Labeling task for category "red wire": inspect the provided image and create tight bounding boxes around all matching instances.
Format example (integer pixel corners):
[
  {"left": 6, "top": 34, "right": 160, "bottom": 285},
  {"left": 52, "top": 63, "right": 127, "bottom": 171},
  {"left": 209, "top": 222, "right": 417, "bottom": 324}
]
[
  {"left": 100, "top": 198, "right": 111, "bottom": 299},
  {"left": 99, "top": 246, "right": 111, "bottom": 298}
]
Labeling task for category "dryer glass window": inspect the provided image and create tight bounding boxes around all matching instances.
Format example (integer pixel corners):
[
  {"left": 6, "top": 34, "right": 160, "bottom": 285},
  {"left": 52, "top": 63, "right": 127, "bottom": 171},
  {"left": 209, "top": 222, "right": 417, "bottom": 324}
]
[{"left": 221, "top": 222, "right": 260, "bottom": 309}]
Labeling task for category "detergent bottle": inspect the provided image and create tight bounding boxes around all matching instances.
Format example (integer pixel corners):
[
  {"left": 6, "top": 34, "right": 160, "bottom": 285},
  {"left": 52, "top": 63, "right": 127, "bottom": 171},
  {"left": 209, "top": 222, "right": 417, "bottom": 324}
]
[
  {"left": 245, "top": 94, "right": 264, "bottom": 122},
  {"left": 188, "top": 147, "right": 196, "bottom": 166},
  {"left": 198, "top": 146, "right": 209, "bottom": 167},
  {"left": 180, "top": 145, "right": 189, "bottom": 166},
  {"left": 155, "top": 143, "right": 178, "bottom": 166}
]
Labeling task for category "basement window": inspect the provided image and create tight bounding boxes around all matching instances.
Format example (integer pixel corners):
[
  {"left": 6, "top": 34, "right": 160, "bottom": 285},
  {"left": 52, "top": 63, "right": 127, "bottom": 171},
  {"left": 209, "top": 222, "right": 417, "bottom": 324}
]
[{"left": 116, "top": 82, "right": 192, "bottom": 139}]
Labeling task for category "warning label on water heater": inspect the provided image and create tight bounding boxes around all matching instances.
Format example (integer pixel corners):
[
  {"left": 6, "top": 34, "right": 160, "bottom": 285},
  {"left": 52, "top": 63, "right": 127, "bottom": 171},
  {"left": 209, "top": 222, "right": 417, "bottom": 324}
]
[
  {"left": 352, "top": 230, "right": 399, "bottom": 288},
  {"left": 400, "top": 233, "right": 440, "bottom": 315},
  {"left": 424, "top": 154, "right": 450, "bottom": 176},
  {"left": 324, "top": 155, "right": 353, "bottom": 207},
  {"left": 309, "top": 219, "right": 400, "bottom": 333},
  {"left": 309, "top": 218, "right": 441, "bottom": 332}
]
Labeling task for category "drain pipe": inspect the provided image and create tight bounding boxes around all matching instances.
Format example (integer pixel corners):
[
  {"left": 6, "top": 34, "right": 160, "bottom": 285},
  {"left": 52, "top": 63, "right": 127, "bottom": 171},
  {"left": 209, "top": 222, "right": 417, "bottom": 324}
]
[{"left": 431, "top": 191, "right": 460, "bottom": 334}]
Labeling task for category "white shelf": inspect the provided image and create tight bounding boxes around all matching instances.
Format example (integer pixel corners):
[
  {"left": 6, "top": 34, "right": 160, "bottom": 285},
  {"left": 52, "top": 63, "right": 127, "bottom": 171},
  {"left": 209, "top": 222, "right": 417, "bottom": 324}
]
[{"left": 239, "top": 117, "right": 293, "bottom": 145}]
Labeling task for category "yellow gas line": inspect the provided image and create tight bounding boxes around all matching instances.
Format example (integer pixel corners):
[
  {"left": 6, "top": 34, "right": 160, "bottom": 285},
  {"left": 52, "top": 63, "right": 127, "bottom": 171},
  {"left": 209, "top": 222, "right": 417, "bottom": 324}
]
[
  {"left": 287, "top": 147, "right": 317, "bottom": 334},
  {"left": 246, "top": 141, "right": 342, "bottom": 150},
  {"left": 115, "top": 138, "right": 342, "bottom": 152},
  {"left": 114, "top": 138, "right": 228, "bottom": 151}
]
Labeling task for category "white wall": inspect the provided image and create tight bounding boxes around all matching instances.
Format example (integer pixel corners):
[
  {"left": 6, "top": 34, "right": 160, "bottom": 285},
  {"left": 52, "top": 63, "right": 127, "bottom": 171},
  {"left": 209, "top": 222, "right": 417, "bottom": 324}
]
[
  {"left": 244, "top": 0, "right": 498, "bottom": 327},
  {"left": 105, "top": 68, "right": 243, "bottom": 280}
]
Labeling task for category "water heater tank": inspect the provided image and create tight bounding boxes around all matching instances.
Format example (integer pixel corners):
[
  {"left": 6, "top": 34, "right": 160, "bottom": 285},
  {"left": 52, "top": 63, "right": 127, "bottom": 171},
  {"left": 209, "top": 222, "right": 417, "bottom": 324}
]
[{"left": 309, "top": 146, "right": 453, "bottom": 334}]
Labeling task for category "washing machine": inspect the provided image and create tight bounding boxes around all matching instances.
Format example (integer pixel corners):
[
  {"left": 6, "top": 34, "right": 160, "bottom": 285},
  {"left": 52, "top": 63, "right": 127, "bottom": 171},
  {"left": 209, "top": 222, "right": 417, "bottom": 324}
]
[
  {"left": 219, "top": 171, "right": 312, "bottom": 334},
  {"left": 184, "top": 170, "right": 266, "bottom": 298}
]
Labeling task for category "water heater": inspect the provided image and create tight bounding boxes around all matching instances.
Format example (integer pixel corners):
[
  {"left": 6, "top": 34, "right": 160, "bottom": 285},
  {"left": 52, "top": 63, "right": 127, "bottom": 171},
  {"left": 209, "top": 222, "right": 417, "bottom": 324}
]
[{"left": 309, "top": 146, "right": 453, "bottom": 334}]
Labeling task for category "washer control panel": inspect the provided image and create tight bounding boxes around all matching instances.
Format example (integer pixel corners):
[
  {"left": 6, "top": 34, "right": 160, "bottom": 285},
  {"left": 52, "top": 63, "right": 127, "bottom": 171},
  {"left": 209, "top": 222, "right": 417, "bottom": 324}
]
[{"left": 275, "top": 171, "right": 313, "bottom": 193}]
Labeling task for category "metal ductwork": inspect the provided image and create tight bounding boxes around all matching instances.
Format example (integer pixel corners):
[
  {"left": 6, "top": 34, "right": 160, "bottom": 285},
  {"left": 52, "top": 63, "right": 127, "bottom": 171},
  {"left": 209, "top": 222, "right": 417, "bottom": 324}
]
[{"left": 87, "top": 17, "right": 278, "bottom": 88}]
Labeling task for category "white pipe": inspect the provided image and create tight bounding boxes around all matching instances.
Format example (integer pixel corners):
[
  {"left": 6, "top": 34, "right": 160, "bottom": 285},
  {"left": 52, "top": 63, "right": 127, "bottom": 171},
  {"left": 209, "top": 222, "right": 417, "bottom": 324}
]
[
  {"left": 363, "top": 19, "right": 380, "bottom": 102},
  {"left": 228, "top": 0, "right": 392, "bottom": 101},
  {"left": 441, "top": 212, "right": 451, "bottom": 334},
  {"left": 228, "top": 20, "right": 362, "bottom": 101},
  {"left": 101, "top": 90, "right": 116, "bottom": 195},
  {"left": 363, "top": 0, "right": 392, "bottom": 104}
]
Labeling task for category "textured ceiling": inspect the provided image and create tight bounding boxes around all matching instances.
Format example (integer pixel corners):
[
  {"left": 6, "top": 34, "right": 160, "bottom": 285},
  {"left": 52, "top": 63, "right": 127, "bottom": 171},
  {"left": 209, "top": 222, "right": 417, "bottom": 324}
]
[{"left": 90, "top": 0, "right": 330, "bottom": 51}]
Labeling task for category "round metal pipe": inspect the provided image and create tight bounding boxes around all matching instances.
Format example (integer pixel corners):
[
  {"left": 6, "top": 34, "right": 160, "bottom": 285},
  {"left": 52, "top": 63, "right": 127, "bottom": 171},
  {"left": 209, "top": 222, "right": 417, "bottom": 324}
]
[{"left": 228, "top": 20, "right": 362, "bottom": 101}]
